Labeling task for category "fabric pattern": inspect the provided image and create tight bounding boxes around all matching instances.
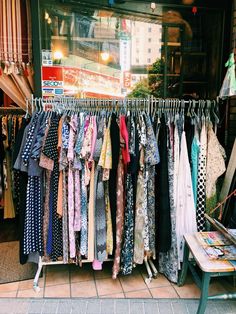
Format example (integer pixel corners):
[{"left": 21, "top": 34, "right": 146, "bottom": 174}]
[
  {"left": 159, "top": 121, "right": 178, "bottom": 283},
  {"left": 105, "top": 181, "right": 113, "bottom": 256},
  {"left": 80, "top": 164, "right": 88, "bottom": 256},
  {"left": 196, "top": 121, "right": 207, "bottom": 231},
  {"left": 120, "top": 173, "right": 134, "bottom": 275},
  {"left": 112, "top": 157, "right": 125, "bottom": 279},
  {"left": 133, "top": 171, "right": 145, "bottom": 264},
  {"left": 43, "top": 115, "right": 63, "bottom": 260},
  {"left": 94, "top": 166, "right": 107, "bottom": 262}
]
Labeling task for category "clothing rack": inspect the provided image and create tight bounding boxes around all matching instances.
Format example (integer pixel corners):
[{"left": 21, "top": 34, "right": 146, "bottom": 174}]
[
  {"left": 28, "top": 96, "right": 218, "bottom": 110},
  {"left": 27, "top": 96, "right": 218, "bottom": 291},
  {"left": 27, "top": 97, "right": 219, "bottom": 126}
]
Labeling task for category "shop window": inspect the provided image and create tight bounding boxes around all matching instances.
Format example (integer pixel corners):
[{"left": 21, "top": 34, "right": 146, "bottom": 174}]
[{"left": 39, "top": 1, "right": 225, "bottom": 99}]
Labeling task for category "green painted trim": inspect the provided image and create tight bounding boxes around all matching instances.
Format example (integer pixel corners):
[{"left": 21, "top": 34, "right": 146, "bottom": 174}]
[{"left": 31, "top": 0, "right": 42, "bottom": 98}]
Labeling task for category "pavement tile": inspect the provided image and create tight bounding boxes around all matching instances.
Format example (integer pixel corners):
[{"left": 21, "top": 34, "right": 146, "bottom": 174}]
[
  {"left": 45, "top": 270, "right": 69, "bottom": 287},
  {"left": 18, "top": 278, "right": 44, "bottom": 291},
  {"left": 100, "top": 293, "right": 125, "bottom": 298},
  {"left": 100, "top": 300, "right": 114, "bottom": 314},
  {"left": 173, "top": 283, "right": 201, "bottom": 299},
  {"left": 17, "top": 288, "right": 44, "bottom": 298},
  {"left": 130, "top": 301, "right": 144, "bottom": 314},
  {"left": 96, "top": 278, "right": 123, "bottom": 296},
  {"left": 0, "top": 282, "right": 19, "bottom": 292},
  {"left": 0, "top": 291, "right": 17, "bottom": 297},
  {"left": 41, "top": 300, "right": 59, "bottom": 314},
  {"left": 70, "top": 268, "right": 94, "bottom": 283},
  {"left": 185, "top": 300, "right": 199, "bottom": 314},
  {"left": 27, "top": 300, "right": 45, "bottom": 314},
  {"left": 11, "top": 300, "right": 30, "bottom": 314},
  {"left": 86, "top": 299, "right": 101, "bottom": 314},
  {"left": 115, "top": 299, "right": 130, "bottom": 314},
  {"left": 125, "top": 289, "right": 152, "bottom": 298},
  {"left": 171, "top": 302, "right": 188, "bottom": 314},
  {"left": 150, "top": 286, "right": 179, "bottom": 298},
  {"left": 143, "top": 302, "right": 158, "bottom": 314},
  {"left": 214, "top": 301, "right": 236, "bottom": 314},
  {"left": 158, "top": 302, "right": 173, "bottom": 314},
  {"left": 44, "top": 284, "right": 70, "bottom": 298},
  {"left": 57, "top": 300, "right": 72, "bottom": 314},
  {"left": 120, "top": 274, "right": 147, "bottom": 293},
  {"left": 71, "top": 281, "right": 97, "bottom": 298},
  {"left": 71, "top": 299, "right": 88, "bottom": 314},
  {"left": 143, "top": 274, "right": 171, "bottom": 289},
  {"left": 0, "top": 300, "right": 20, "bottom": 314}
]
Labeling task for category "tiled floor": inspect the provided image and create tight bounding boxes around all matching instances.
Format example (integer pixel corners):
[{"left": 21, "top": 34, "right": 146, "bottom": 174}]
[{"left": 0, "top": 262, "right": 235, "bottom": 299}]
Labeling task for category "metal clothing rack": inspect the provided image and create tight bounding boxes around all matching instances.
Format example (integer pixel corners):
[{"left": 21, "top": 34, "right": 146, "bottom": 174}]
[
  {"left": 28, "top": 96, "right": 218, "bottom": 291},
  {"left": 27, "top": 95, "right": 219, "bottom": 115}
]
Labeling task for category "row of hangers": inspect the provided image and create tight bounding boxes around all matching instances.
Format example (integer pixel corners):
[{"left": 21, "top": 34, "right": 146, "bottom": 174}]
[{"left": 26, "top": 97, "right": 219, "bottom": 125}]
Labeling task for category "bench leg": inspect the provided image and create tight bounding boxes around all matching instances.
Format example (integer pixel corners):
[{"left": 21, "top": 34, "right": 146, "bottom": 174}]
[
  {"left": 178, "top": 242, "right": 189, "bottom": 286},
  {"left": 197, "top": 272, "right": 211, "bottom": 314}
]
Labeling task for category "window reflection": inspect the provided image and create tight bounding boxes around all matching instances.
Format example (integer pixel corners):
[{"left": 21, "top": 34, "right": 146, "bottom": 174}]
[{"left": 41, "top": 2, "right": 223, "bottom": 99}]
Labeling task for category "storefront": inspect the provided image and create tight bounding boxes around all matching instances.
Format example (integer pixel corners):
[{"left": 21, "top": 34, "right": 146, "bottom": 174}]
[
  {"left": 0, "top": 0, "right": 236, "bottom": 304},
  {"left": 33, "top": 0, "right": 229, "bottom": 98}
]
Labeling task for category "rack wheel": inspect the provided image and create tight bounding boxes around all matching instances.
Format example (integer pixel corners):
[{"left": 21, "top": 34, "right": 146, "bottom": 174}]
[
  {"left": 145, "top": 277, "right": 152, "bottom": 285},
  {"left": 153, "top": 273, "right": 158, "bottom": 279},
  {"left": 33, "top": 284, "right": 40, "bottom": 293}
]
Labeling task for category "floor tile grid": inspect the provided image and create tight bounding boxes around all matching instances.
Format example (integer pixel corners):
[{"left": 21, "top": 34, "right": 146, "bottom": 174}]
[
  {"left": 0, "top": 264, "right": 185, "bottom": 299},
  {"left": 2, "top": 263, "right": 235, "bottom": 299}
]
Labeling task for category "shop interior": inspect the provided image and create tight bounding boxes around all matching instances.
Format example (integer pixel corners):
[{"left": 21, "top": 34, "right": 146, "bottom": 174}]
[{"left": 0, "top": 0, "right": 236, "bottom": 301}]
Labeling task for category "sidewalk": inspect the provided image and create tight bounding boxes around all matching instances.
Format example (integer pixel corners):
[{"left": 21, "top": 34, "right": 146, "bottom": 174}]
[{"left": 0, "top": 298, "right": 236, "bottom": 314}]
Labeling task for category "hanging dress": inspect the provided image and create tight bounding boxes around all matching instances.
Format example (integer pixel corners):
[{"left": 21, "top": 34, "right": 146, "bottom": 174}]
[
  {"left": 43, "top": 114, "right": 63, "bottom": 260},
  {"left": 205, "top": 123, "right": 226, "bottom": 215},
  {"left": 196, "top": 120, "right": 207, "bottom": 231},
  {"left": 176, "top": 131, "right": 197, "bottom": 267},
  {"left": 156, "top": 115, "right": 171, "bottom": 253}
]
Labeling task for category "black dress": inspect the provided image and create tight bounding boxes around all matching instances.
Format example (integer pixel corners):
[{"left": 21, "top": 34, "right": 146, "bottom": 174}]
[{"left": 155, "top": 116, "right": 172, "bottom": 253}]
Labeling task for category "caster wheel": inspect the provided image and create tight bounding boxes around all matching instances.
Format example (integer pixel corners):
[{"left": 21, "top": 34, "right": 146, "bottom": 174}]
[
  {"left": 153, "top": 273, "right": 158, "bottom": 279},
  {"left": 145, "top": 277, "right": 152, "bottom": 285},
  {"left": 33, "top": 285, "right": 40, "bottom": 293}
]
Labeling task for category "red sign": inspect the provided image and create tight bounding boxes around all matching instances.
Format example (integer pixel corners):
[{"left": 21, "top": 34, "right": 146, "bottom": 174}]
[
  {"left": 42, "top": 66, "right": 123, "bottom": 98},
  {"left": 123, "top": 71, "right": 131, "bottom": 88},
  {"left": 42, "top": 66, "right": 63, "bottom": 81}
]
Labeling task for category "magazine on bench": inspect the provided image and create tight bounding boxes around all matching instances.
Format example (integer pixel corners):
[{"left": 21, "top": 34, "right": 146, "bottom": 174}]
[{"left": 197, "top": 214, "right": 236, "bottom": 260}]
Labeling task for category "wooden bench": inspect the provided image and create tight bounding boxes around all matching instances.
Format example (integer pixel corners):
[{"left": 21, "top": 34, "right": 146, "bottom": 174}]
[{"left": 178, "top": 233, "right": 236, "bottom": 314}]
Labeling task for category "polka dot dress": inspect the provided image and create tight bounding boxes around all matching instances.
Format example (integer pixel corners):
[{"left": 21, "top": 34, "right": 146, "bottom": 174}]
[
  {"left": 23, "top": 176, "right": 43, "bottom": 255},
  {"left": 22, "top": 113, "right": 44, "bottom": 256},
  {"left": 43, "top": 114, "right": 63, "bottom": 261},
  {"left": 196, "top": 122, "right": 207, "bottom": 231}
]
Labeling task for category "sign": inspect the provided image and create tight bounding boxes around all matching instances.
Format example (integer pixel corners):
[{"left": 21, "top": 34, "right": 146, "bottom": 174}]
[
  {"left": 42, "top": 66, "right": 123, "bottom": 98},
  {"left": 42, "top": 66, "right": 64, "bottom": 97},
  {"left": 119, "top": 39, "right": 131, "bottom": 72},
  {"left": 41, "top": 50, "right": 53, "bottom": 66},
  {"left": 123, "top": 71, "right": 131, "bottom": 88}
]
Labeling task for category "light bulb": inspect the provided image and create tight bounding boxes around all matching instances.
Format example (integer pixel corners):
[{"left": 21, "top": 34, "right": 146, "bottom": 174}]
[
  {"left": 53, "top": 50, "right": 63, "bottom": 60},
  {"left": 100, "top": 51, "right": 110, "bottom": 61},
  {"left": 45, "top": 12, "right": 49, "bottom": 20}
]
